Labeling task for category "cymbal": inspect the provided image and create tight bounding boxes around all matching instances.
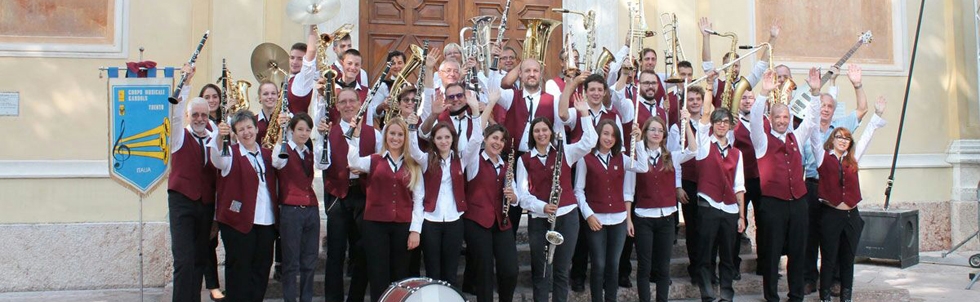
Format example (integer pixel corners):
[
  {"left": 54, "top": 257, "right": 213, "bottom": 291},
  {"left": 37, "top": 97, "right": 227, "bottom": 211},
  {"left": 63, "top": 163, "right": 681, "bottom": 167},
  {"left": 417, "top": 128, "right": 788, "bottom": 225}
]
[
  {"left": 250, "top": 42, "right": 289, "bottom": 86},
  {"left": 286, "top": 0, "right": 340, "bottom": 25}
]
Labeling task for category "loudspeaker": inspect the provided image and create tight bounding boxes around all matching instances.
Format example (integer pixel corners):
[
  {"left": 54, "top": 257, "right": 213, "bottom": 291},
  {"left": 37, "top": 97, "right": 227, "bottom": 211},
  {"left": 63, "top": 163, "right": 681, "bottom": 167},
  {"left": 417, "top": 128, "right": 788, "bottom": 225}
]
[{"left": 856, "top": 209, "right": 919, "bottom": 268}]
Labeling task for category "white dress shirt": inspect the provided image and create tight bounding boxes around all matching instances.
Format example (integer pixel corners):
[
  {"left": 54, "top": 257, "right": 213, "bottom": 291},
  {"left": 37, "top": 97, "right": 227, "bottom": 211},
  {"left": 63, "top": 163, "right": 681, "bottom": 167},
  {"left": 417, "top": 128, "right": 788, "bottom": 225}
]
[
  {"left": 811, "top": 113, "right": 887, "bottom": 169},
  {"left": 749, "top": 92, "right": 821, "bottom": 158},
  {"left": 346, "top": 141, "right": 425, "bottom": 233},
  {"left": 406, "top": 120, "right": 482, "bottom": 222}
]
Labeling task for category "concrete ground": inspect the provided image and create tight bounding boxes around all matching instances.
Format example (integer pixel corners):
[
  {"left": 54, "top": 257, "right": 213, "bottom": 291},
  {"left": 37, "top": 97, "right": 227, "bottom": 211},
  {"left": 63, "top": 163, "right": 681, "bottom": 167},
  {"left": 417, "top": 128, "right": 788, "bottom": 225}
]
[{"left": 2, "top": 251, "right": 979, "bottom": 302}]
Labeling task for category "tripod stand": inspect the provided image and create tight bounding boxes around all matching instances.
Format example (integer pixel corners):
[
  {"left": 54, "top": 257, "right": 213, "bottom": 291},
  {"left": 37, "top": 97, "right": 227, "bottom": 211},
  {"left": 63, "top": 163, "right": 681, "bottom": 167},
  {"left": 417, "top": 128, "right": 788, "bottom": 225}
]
[{"left": 942, "top": 179, "right": 980, "bottom": 289}]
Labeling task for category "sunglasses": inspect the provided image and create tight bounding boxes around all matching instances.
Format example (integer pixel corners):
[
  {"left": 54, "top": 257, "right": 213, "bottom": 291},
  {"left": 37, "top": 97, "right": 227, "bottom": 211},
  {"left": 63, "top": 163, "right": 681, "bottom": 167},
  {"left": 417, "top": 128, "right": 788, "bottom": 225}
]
[{"left": 446, "top": 93, "right": 465, "bottom": 101}]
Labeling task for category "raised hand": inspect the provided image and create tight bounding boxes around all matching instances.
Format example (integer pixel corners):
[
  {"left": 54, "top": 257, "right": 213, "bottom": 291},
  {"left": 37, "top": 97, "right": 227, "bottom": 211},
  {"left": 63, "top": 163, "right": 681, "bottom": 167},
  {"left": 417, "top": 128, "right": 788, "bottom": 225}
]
[
  {"left": 217, "top": 122, "right": 231, "bottom": 137},
  {"left": 425, "top": 48, "right": 442, "bottom": 68},
  {"left": 432, "top": 90, "right": 447, "bottom": 114},
  {"left": 699, "top": 17, "right": 714, "bottom": 36},
  {"left": 847, "top": 63, "right": 862, "bottom": 86},
  {"left": 760, "top": 69, "right": 777, "bottom": 94},
  {"left": 829, "top": 65, "right": 841, "bottom": 83},
  {"left": 181, "top": 63, "right": 196, "bottom": 84},
  {"left": 317, "top": 119, "right": 330, "bottom": 134},
  {"left": 874, "top": 96, "right": 886, "bottom": 115},
  {"left": 769, "top": 20, "right": 781, "bottom": 39},
  {"left": 631, "top": 122, "right": 642, "bottom": 142},
  {"left": 807, "top": 67, "right": 821, "bottom": 93},
  {"left": 573, "top": 94, "right": 589, "bottom": 114}
]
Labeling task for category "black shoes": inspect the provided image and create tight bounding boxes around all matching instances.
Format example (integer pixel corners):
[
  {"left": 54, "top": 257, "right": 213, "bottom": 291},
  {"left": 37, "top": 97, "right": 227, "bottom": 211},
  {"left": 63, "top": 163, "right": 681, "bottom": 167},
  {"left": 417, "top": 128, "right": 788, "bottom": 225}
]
[
  {"left": 273, "top": 263, "right": 282, "bottom": 282},
  {"left": 618, "top": 276, "right": 633, "bottom": 288},
  {"left": 571, "top": 279, "right": 586, "bottom": 292}
]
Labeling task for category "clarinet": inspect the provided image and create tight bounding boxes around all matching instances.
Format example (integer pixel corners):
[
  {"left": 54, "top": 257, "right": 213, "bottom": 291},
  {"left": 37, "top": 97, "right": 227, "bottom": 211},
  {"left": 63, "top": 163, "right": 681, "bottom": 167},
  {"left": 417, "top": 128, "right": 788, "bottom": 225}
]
[
  {"left": 276, "top": 79, "right": 291, "bottom": 159},
  {"left": 502, "top": 151, "right": 515, "bottom": 226},
  {"left": 410, "top": 41, "right": 429, "bottom": 131},
  {"left": 543, "top": 133, "right": 566, "bottom": 274},
  {"left": 490, "top": 0, "right": 511, "bottom": 71},
  {"left": 168, "top": 30, "right": 209, "bottom": 104},
  {"left": 319, "top": 70, "right": 337, "bottom": 165},
  {"left": 218, "top": 59, "right": 231, "bottom": 157},
  {"left": 346, "top": 62, "right": 392, "bottom": 138}
]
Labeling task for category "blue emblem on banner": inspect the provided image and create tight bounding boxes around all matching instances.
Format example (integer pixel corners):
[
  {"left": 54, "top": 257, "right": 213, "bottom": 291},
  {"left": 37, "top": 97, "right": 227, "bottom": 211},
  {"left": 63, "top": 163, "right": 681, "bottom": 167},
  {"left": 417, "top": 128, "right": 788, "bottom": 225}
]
[{"left": 108, "top": 78, "right": 172, "bottom": 195}]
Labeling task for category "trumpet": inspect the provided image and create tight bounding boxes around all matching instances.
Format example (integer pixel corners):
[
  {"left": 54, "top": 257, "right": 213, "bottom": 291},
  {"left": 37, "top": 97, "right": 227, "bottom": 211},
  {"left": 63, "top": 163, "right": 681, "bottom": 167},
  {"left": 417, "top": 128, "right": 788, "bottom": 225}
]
[
  {"left": 169, "top": 30, "right": 210, "bottom": 104},
  {"left": 660, "top": 13, "right": 686, "bottom": 84}
]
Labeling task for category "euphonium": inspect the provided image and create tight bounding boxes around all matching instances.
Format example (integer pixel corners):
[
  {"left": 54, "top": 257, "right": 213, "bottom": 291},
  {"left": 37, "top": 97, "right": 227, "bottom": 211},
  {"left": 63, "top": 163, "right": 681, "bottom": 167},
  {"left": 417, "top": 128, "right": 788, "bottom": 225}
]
[
  {"left": 660, "top": 13, "right": 686, "bottom": 84},
  {"left": 520, "top": 18, "right": 562, "bottom": 66},
  {"left": 385, "top": 44, "right": 425, "bottom": 125}
]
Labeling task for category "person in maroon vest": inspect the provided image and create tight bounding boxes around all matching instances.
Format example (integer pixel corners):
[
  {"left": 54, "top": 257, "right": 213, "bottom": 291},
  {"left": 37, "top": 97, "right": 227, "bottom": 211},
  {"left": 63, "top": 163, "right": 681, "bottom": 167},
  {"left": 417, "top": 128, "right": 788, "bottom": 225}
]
[
  {"left": 167, "top": 64, "right": 221, "bottom": 302},
  {"left": 256, "top": 80, "right": 280, "bottom": 147},
  {"left": 369, "top": 51, "right": 408, "bottom": 128},
  {"left": 330, "top": 33, "right": 369, "bottom": 86},
  {"left": 616, "top": 70, "right": 679, "bottom": 143},
  {"left": 463, "top": 122, "right": 520, "bottom": 302},
  {"left": 515, "top": 98, "right": 595, "bottom": 302},
  {"left": 346, "top": 117, "right": 424, "bottom": 302},
  {"left": 561, "top": 73, "right": 633, "bottom": 144},
  {"left": 407, "top": 89, "right": 483, "bottom": 287},
  {"left": 608, "top": 46, "right": 665, "bottom": 98},
  {"left": 194, "top": 83, "right": 224, "bottom": 300},
  {"left": 314, "top": 88, "right": 380, "bottom": 302},
  {"left": 731, "top": 90, "right": 769, "bottom": 278},
  {"left": 573, "top": 119, "right": 649, "bottom": 302},
  {"left": 749, "top": 69, "right": 822, "bottom": 302},
  {"left": 811, "top": 98, "right": 887, "bottom": 302},
  {"left": 631, "top": 115, "right": 696, "bottom": 302},
  {"left": 668, "top": 85, "right": 712, "bottom": 285},
  {"left": 330, "top": 49, "right": 370, "bottom": 124},
  {"left": 421, "top": 83, "right": 479, "bottom": 150},
  {"left": 498, "top": 58, "right": 575, "bottom": 154},
  {"left": 209, "top": 110, "right": 280, "bottom": 302},
  {"left": 692, "top": 107, "right": 746, "bottom": 302},
  {"left": 270, "top": 113, "right": 319, "bottom": 302},
  {"left": 286, "top": 27, "right": 321, "bottom": 115}
]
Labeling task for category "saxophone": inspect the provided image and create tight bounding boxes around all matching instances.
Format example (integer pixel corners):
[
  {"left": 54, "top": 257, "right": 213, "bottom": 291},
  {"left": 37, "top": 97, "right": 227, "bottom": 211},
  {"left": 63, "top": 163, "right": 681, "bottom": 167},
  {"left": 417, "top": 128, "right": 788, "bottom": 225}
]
[
  {"left": 543, "top": 133, "right": 565, "bottom": 273},
  {"left": 262, "top": 80, "right": 289, "bottom": 151},
  {"left": 502, "top": 151, "right": 515, "bottom": 226}
]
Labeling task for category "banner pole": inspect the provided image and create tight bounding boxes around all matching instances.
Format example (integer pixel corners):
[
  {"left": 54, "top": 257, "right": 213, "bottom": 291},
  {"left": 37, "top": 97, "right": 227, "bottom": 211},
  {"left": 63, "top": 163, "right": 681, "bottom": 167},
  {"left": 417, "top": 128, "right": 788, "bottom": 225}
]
[{"left": 139, "top": 194, "right": 145, "bottom": 302}]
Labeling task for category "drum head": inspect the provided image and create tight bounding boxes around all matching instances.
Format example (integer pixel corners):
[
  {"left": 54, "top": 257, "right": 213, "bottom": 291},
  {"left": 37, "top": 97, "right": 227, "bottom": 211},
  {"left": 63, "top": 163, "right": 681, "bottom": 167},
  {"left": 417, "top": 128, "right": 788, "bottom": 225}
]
[{"left": 403, "top": 282, "right": 465, "bottom": 302}]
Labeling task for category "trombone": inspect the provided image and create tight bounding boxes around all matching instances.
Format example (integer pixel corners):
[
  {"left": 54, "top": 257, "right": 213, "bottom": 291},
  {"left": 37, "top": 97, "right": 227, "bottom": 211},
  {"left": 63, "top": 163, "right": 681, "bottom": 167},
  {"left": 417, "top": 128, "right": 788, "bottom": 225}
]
[{"left": 660, "top": 13, "right": 686, "bottom": 84}]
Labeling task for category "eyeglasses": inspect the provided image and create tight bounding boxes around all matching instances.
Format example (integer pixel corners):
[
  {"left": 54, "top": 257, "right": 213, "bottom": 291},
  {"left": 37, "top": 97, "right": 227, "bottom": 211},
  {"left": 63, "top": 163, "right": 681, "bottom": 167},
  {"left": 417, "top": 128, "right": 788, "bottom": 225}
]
[
  {"left": 399, "top": 98, "right": 417, "bottom": 103},
  {"left": 638, "top": 81, "right": 658, "bottom": 86},
  {"left": 446, "top": 93, "right": 465, "bottom": 100},
  {"left": 440, "top": 69, "right": 460, "bottom": 75},
  {"left": 646, "top": 128, "right": 665, "bottom": 134},
  {"left": 834, "top": 135, "right": 852, "bottom": 142},
  {"left": 713, "top": 119, "right": 731, "bottom": 125}
]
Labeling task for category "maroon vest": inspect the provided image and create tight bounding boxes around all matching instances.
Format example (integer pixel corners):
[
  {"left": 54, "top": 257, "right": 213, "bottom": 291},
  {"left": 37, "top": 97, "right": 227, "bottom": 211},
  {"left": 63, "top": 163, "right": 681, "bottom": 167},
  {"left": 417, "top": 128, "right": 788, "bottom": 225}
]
[
  {"left": 634, "top": 154, "right": 678, "bottom": 209},
  {"left": 215, "top": 146, "right": 279, "bottom": 234},
  {"left": 680, "top": 122, "right": 699, "bottom": 182},
  {"left": 697, "top": 143, "right": 741, "bottom": 205},
  {"left": 362, "top": 154, "right": 415, "bottom": 223},
  {"left": 817, "top": 151, "right": 862, "bottom": 207},
  {"left": 757, "top": 132, "right": 807, "bottom": 200},
  {"left": 277, "top": 146, "right": 317, "bottom": 207},
  {"left": 504, "top": 90, "right": 556, "bottom": 150},
  {"left": 521, "top": 150, "right": 576, "bottom": 208},
  {"left": 168, "top": 129, "right": 217, "bottom": 203},
  {"left": 322, "top": 122, "right": 377, "bottom": 198},
  {"left": 582, "top": 153, "right": 627, "bottom": 213},
  {"left": 437, "top": 111, "right": 475, "bottom": 140},
  {"left": 712, "top": 79, "right": 726, "bottom": 109},
  {"left": 552, "top": 76, "right": 583, "bottom": 95},
  {"left": 422, "top": 156, "right": 467, "bottom": 212},
  {"left": 733, "top": 121, "right": 760, "bottom": 179},
  {"left": 287, "top": 76, "right": 313, "bottom": 114},
  {"left": 463, "top": 157, "right": 510, "bottom": 230},
  {"left": 256, "top": 116, "right": 269, "bottom": 147}
]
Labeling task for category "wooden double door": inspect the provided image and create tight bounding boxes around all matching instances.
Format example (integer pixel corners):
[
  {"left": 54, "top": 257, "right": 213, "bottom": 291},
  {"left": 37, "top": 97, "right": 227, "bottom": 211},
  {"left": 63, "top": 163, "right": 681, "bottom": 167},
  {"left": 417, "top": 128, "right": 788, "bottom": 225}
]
[{"left": 359, "top": 0, "right": 564, "bottom": 82}]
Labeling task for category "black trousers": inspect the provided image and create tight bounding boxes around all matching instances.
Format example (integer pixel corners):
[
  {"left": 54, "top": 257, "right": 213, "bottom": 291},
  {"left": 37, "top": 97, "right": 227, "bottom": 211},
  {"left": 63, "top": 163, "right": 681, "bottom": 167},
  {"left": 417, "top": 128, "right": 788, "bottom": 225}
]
[
  {"left": 585, "top": 221, "right": 627, "bottom": 302},
  {"left": 571, "top": 214, "right": 591, "bottom": 284},
  {"left": 464, "top": 219, "right": 519, "bottom": 302},
  {"left": 634, "top": 214, "right": 675, "bottom": 302},
  {"left": 803, "top": 178, "right": 822, "bottom": 284},
  {"left": 758, "top": 196, "right": 808, "bottom": 302},
  {"left": 736, "top": 177, "right": 761, "bottom": 274},
  {"left": 421, "top": 219, "right": 464, "bottom": 285},
  {"left": 819, "top": 206, "right": 863, "bottom": 300},
  {"left": 168, "top": 191, "right": 214, "bottom": 302},
  {"left": 528, "top": 209, "right": 580, "bottom": 302},
  {"left": 680, "top": 180, "right": 704, "bottom": 280},
  {"left": 696, "top": 202, "right": 738, "bottom": 302},
  {"left": 280, "top": 205, "right": 321, "bottom": 302},
  {"left": 323, "top": 183, "right": 368, "bottom": 302},
  {"left": 362, "top": 221, "right": 411, "bottom": 302},
  {"left": 219, "top": 223, "right": 276, "bottom": 302}
]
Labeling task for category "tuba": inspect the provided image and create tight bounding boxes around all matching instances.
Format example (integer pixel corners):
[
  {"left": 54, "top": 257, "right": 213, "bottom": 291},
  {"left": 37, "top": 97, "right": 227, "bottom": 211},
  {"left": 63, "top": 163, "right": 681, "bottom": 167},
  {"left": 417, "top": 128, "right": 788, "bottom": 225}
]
[
  {"left": 660, "top": 13, "right": 686, "bottom": 84},
  {"left": 520, "top": 18, "right": 562, "bottom": 67},
  {"left": 384, "top": 44, "right": 425, "bottom": 125}
]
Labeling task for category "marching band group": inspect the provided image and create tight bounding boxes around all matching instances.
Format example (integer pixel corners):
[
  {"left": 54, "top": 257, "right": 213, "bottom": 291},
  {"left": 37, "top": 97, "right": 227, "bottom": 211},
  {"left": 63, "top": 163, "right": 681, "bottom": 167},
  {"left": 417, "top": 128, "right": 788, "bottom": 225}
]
[{"left": 166, "top": 8, "right": 888, "bottom": 302}]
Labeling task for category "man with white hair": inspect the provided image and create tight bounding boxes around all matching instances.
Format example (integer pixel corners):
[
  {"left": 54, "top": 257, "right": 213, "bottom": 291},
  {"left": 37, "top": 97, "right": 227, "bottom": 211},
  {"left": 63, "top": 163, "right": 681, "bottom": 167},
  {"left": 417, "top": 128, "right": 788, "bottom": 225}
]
[{"left": 167, "top": 64, "right": 220, "bottom": 302}]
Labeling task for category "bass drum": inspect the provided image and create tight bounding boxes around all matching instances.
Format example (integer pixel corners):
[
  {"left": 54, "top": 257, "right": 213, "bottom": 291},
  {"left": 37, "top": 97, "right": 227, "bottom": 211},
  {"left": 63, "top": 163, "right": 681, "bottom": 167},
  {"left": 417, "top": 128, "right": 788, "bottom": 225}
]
[{"left": 379, "top": 277, "right": 466, "bottom": 302}]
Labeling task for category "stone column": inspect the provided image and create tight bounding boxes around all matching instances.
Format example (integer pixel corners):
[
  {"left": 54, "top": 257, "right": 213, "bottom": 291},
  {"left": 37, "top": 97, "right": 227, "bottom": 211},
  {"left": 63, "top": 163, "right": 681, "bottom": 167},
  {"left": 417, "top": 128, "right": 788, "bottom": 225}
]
[{"left": 946, "top": 139, "right": 980, "bottom": 250}]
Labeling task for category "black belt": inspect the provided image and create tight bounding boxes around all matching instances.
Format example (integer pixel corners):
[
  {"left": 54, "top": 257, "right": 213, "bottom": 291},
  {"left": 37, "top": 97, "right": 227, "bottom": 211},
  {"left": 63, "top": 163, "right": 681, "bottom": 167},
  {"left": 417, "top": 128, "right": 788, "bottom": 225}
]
[
  {"left": 349, "top": 178, "right": 361, "bottom": 187},
  {"left": 282, "top": 204, "right": 314, "bottom": 209},
  {"left": 805, "top": 177, "right": 819, "bottom": 184}
]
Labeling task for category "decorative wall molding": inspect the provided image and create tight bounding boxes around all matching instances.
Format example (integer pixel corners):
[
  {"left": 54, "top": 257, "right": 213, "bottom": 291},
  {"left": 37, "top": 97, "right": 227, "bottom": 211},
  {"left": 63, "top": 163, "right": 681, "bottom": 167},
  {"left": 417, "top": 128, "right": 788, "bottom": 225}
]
[
  {"left": 859, "top": 153, "right": 952, "bottom": 169},
  {"left": 0, "top": 160, "right": 109, "bottom": 179},
  {"left": 0, "top": 0, "right": 129, "bottom": 58},
  {"left": 946, "top": 139, "right": 980, "bottom": 201}
]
